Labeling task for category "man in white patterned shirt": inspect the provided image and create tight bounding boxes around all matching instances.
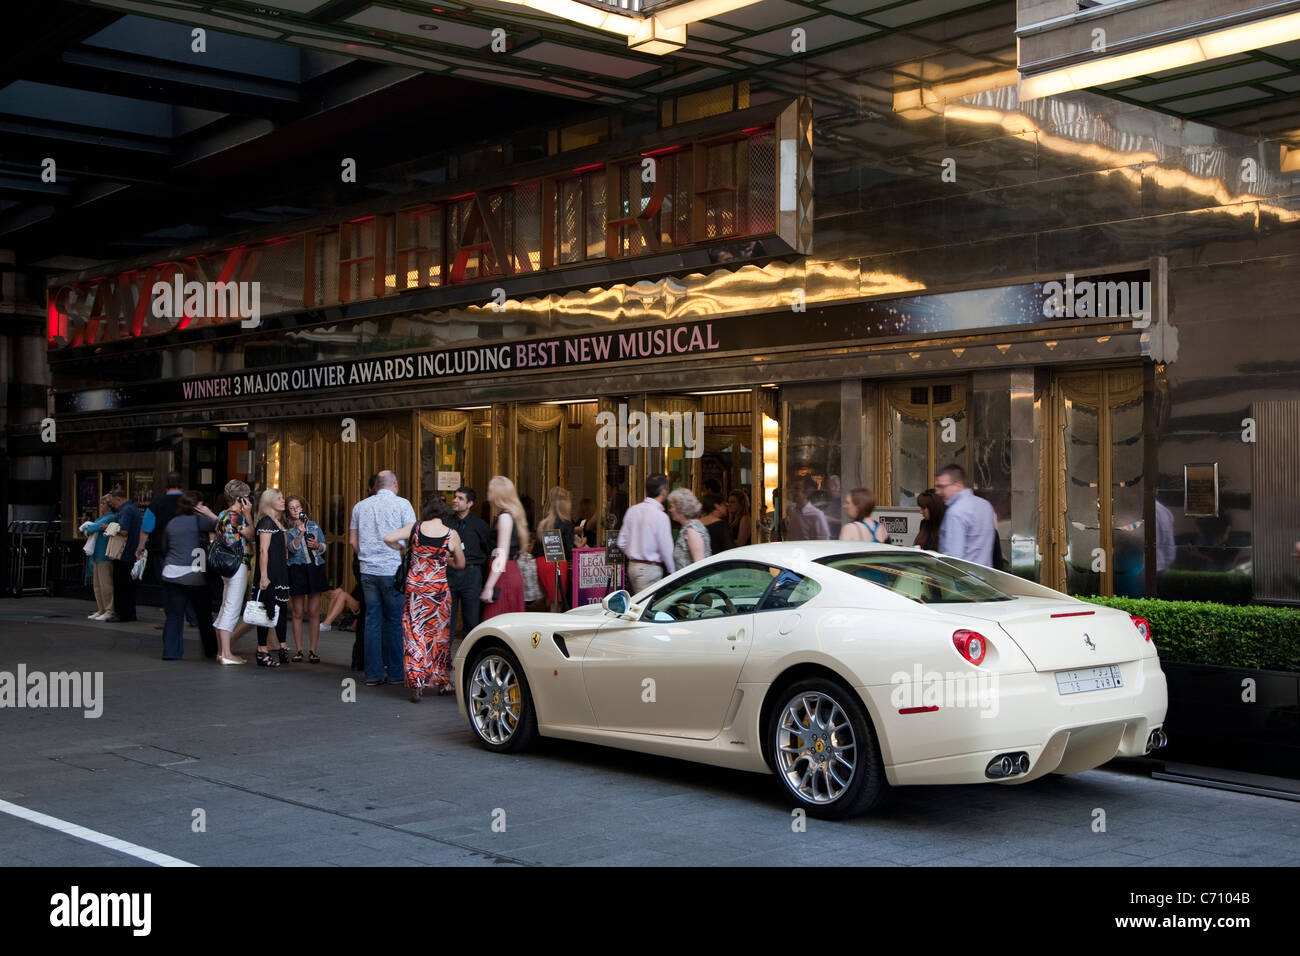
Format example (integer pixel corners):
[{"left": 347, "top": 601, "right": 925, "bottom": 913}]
[{"left": 349, "top": 470, "right": 416, "bottom": 686}]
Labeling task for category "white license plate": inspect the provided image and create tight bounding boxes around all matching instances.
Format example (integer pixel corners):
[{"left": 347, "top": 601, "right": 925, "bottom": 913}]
[{"left": 1056, "top": 665, "right": 1123, "bottom": 695}]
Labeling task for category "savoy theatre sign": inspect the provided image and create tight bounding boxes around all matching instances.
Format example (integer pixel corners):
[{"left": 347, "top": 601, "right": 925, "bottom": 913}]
[{"left": 47, "top": 100, "right": 815, "bottom": 350}]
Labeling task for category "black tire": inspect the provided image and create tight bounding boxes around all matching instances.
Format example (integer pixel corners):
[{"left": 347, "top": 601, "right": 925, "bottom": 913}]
[
  {"left": 767, "top": 677, "right": 888, "bottom": 819},
  {"left": 465, "top": 645, "right": 538, "bottom": 754}
]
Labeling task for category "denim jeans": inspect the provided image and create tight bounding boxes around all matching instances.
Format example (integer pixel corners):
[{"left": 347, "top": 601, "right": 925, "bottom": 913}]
[{"left": 361, "top": 573, "right": 404, "bottom": 684}]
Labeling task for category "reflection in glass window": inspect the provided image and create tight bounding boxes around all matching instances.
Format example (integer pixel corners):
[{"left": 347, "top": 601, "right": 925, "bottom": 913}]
[
  {"left": 817, "top": 553, "right": 1011, "bottom": 604},
  {"left": 643, "top": 563, "right": 777, "bottom": 621}
]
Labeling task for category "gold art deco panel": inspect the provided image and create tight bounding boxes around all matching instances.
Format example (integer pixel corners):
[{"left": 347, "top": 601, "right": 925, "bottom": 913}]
[{"left": 274, "top": 413, "right": 414, "bottom": 592}]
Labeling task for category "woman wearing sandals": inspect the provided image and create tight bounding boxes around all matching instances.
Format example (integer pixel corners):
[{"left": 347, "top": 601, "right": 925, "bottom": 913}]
[
  {"left": 385, "top": 495, "right": 464, "bottom": 701},
  {"left": 214, "top": 480, "right": 257, "bottom": 664},
  {"left": 285, "top": 495, "right": 328, "bottom": 664},
  {"left": 253, "top": 489, "right": 292, "bottom": 667}
]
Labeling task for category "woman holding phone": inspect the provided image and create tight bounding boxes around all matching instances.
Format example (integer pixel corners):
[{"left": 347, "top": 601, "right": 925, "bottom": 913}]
[
  {"left": 285, "top": 495, "right": 328, "bottom": 663},
  {"left": 214, "top": 480, "right": 256, "bottom": 664}
]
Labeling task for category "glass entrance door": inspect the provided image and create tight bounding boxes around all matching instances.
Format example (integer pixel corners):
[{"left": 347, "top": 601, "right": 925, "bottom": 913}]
[
  {"left": 1042, "top": 368, "right": 1145, "bottom": 597},
  {"left": 879, "top": 380, "right": 968, "bottom": 507}
]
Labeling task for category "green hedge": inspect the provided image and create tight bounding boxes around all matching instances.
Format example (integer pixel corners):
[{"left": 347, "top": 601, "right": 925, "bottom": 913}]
[{"left": 1081, "top": 596, "right": 1300, "bottom": 672}]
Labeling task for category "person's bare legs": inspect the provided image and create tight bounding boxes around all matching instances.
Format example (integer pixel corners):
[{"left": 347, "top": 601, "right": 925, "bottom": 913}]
[
  {"left": 289, "top": 594, "right": 305, "bottom": 653},
  {"left": 322, "top": 589, "right": 347, "bottom": 627},
  {"left": 307, "top": 592, "right": 322, "bottom": 653}
]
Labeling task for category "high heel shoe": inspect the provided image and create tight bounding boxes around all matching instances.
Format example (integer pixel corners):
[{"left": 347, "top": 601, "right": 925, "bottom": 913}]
[
  {"left": 410, "top": 685, "right": 422, "bottom": 703},
  {"left": 256, "top": 651, "right": 279, "bottom": 668}
]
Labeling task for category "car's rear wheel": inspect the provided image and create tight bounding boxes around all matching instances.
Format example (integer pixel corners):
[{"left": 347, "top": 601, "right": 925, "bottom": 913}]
[
  {"left": 769, "top": 678, "right": 887, "bottom": 819},
  {"left": 466, "top": 646, "right": 538, "bottom": 753}
]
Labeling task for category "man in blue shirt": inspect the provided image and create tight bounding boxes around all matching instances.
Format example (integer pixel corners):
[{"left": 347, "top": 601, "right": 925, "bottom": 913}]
[
  {"left": 107, "top": 487, "right": 143, "bottom": 622},
  {"left": 349, "top": 470, "right": 416, "bottom": 686},
  {"left": 934, "top": 464, "right": 998, "bottom": 567}
]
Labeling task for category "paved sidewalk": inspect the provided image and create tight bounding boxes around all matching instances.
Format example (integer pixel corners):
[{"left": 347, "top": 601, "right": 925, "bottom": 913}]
[{"left": 2, "top": 598, "right": 1298, "bottom": 866}]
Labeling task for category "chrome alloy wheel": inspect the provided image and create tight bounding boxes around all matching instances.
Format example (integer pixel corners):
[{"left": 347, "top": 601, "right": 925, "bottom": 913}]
[
  {"left": 775, "top": 691, "right": 857, "bottom": 804},
  {"left": 469, "top": 654, "right": 523, "bottom": 745}
]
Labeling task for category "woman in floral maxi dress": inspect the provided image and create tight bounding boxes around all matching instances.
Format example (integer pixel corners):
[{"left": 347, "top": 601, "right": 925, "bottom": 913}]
[{"left": 385, "top": 495, "right": 465, "bottom": 701}]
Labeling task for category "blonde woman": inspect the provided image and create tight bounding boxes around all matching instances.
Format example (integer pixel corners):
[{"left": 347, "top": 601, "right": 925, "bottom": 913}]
[
  {"left": 480, "top": 476, "right": 530, "bottom": 619},
  {"left": 534, "top": 486, "right": 575, "bottom": 609},
  {"left": 667, "top": 487, "right": 711, "bottom": 570},
  {"left": 254, "top": 489, "right": 291, "bottom": 667}
]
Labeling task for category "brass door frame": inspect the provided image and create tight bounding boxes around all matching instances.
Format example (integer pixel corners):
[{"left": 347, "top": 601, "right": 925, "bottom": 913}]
[
  {"left": 1040, "top": 366, "right": 1143, "bottom": 596},
  {"left": 876, "top": 377, "right": 968, "bottom": 505}
]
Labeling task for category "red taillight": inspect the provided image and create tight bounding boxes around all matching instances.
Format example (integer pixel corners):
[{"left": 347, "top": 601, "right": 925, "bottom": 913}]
[
  {"left": 952, "top": 629, "right": 987, "bottom": 666},
  {"left": 1130, "top": 615, "right": 1151, "bottom": 642}
]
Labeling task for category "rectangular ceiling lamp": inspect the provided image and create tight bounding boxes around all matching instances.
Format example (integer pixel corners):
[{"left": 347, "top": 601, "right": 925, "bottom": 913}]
[
  {"left": 1020, "top": 10, "right": 1300, "bottom": 101},
  {"left": 629, "top": 18, "right": 686, "bottom": 54}
]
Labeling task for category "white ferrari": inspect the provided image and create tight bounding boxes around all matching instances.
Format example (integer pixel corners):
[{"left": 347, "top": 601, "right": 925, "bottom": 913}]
[{"left": 452, "top": 542, "right": 1168, "bottom": 818}]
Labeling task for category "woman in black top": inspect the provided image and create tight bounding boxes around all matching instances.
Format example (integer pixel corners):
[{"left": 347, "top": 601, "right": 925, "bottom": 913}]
[
  {"left": 914, "top": 489, "right": 946, "bottom": 551},
  {"left": 534, "top": 486, "right": 575, "bottom": 609},
  {"left": 700, "top": 493, "right": 734, "bottom": 555},
  {"left": 254, "top": 489, "right": 292, "bottom": 667}
]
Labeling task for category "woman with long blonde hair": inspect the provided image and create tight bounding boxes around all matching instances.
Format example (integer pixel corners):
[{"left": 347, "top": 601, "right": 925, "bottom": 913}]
[
  {"left": 253, "top": 488, "right": 291, "bottom": 667},
  {"left": 480, "top": 476, "right": 530, "bottom": 619},
  {"left": 534, "top": 486, "right": 574, "bottom": 608}
]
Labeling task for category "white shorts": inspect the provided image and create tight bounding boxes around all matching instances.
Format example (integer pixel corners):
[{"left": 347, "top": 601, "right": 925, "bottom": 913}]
[{"left": 215, "top": 564, "right": 249, "bottom": 632}]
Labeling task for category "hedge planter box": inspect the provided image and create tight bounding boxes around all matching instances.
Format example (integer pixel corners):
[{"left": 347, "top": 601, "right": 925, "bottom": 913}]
[{"left": 1159, "top": 661, "right": 1300, "bottom": 780}]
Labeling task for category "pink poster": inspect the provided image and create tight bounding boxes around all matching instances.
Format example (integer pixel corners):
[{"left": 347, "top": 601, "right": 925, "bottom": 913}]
[{"left": 572, "top": 548, "right": 624, "bottom": 608}]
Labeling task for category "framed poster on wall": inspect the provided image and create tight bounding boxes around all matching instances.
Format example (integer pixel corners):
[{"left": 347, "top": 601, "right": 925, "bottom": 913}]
[
  {"left": 130, "top": 471, "right": 155, "bottom": 507},
  {"left": 1184, "top": 463, "right": 1219, "bottom": 517},
  {"left": 77, "top": 473, "right": 101, "bottom": 518}
]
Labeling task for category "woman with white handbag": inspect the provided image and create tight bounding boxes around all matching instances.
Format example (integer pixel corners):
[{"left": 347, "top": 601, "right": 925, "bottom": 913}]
[
  {"left": 251, "top": 489, "right": 292, "bottom": 668},
  {"left": 79, "top": 495, "right": 119, "bottom": 620}
]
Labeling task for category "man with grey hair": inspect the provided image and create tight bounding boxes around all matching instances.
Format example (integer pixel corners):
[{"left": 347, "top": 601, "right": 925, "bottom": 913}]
[{"left": 349, "top": 470, "right": 416, "bottom": 686}]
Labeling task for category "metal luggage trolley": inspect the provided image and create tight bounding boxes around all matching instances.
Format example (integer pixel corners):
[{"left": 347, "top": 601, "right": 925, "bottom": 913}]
[{"left": 8, "top": 520, "right": 55, "bottom": 596}]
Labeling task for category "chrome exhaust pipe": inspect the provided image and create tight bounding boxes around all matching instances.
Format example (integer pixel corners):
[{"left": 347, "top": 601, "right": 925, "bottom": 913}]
[
  {"left": 1145, "top": 728, "right": 1168, "bottom": 753},
  {"left": 986, "top": 752, "right": 1030, "bottom": 779}
]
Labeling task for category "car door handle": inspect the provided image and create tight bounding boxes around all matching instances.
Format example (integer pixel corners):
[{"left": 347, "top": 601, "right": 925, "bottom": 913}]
[{"left": 728, "top": 628, "right": 745, "bottom": 641}]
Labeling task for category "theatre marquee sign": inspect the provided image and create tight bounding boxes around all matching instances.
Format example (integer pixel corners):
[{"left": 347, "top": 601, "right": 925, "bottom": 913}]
[{"left": 55, "top": 270, "right": 1147, "bottom": 414}]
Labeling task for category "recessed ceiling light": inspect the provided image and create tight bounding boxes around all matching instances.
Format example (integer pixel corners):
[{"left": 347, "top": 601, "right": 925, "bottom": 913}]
[{"left": 418, "top": 23, "right": 439, "bottom": 31}]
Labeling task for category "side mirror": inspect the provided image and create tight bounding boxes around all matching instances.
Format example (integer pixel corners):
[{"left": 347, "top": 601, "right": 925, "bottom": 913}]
[{"left": 602, "top": 590, "right": 630, "bottom": 616}]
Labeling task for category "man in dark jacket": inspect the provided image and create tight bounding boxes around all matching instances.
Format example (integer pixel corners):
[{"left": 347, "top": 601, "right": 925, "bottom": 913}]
[
  {"left": 107, "top": 487, "right": 142, "bottom": 622},
  {"left": 447, "top": 486, "right": 492, "bottom": 640}
]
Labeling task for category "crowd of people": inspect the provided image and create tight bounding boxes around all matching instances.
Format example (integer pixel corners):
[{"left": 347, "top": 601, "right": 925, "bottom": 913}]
[{"left": 77, "top": 460, "right": 995, "bottom": 695}]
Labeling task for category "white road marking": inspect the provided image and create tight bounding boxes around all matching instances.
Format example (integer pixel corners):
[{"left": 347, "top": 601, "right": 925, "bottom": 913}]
[{"left": 0, "top": 798, "right": 197, "bottom": 867}]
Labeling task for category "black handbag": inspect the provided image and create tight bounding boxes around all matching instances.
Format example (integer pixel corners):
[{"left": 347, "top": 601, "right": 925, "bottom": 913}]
[
  {"left": 208, "top": 518, "right": 244, "bottom": 578},
  {"left": 394, "top": 542, "right": 412, "bottom": 593}
]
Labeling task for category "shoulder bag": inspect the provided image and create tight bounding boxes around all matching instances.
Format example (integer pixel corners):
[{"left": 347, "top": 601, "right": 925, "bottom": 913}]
[
  {"left": 516, "top": 551, "right": 542, "bottom": 603},
  {"left": 208, "top": 515, "right": 244, "bottom": 578}
]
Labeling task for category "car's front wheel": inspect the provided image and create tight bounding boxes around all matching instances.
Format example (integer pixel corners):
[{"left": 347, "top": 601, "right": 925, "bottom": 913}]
[
  {"left": 466, "top": 646, "right": 538, "bottom": 753},
  {"left": 769, "top": 678, "right": 887, "bottom": 819}
]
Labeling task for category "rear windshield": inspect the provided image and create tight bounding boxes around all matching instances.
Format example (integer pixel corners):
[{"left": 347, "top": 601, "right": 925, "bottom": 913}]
[{"left": 815, "top": 553, "right": 1013, "bottom": 604}]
